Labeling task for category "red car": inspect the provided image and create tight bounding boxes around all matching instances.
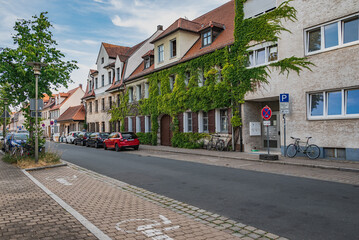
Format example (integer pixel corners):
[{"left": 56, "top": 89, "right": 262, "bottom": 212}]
[{"left": 103, "top": 132, "right": 140, "bottom": 151}]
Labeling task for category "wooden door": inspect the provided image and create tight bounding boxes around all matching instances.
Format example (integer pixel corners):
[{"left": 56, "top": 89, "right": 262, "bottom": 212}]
[{"left": 161, "top": 115, "right": 172, "bottom": 146}]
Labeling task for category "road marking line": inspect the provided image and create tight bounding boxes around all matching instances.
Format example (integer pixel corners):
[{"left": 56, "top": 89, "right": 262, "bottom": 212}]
[{"left": 22, "top": 169, "right": 112, "bottom": 240}]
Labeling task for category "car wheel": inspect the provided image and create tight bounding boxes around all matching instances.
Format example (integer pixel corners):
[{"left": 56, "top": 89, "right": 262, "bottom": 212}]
[
  {"left": 82, "top": 141, "right": 86, "bottom": 146},
  {"left": 104, "top": 143, "right": 107, "bottom": 150},
  {"left": 86, "top": 142, "right": 90, "bottom": 147},
  {"left": 115, "top": 144, "right": 120, "bottom": 152},
  {"left": 95, "top": 142, "right": 98, "bottom": 148},
  {"left": 74, "top": 141, "right": 77, "bottom": 145},
  {"left": 134, "top": 145, "right": 139, "bottom": 150}
]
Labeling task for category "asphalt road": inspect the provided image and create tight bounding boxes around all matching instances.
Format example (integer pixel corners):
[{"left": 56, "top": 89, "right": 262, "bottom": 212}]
[{"left": 51, "top": 142, "right": 359, "bottom": 240}]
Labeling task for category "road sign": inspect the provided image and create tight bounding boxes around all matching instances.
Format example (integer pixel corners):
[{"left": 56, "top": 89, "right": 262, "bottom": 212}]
[
  {"left": 263, "top": 121, "right": 271, "bottom": 126},
  {"left": 54, "top": 120, "right": 57, "bottom": 125},
  {"left": 280, "top": 94, "right": 289, "bottom": 102},
  {"left": 30, "top": 99, "right": 44, "bottom": 111},
  {"left": 261, "top": 106, "right": 272, "bottom": 120}
]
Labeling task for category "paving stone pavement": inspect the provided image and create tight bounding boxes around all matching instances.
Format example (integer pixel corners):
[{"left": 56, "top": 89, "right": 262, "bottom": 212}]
[
  {"left": 28, "top": 163, "right": 287, "bottom": 240},
  {"left": 0, "top": 159, "right": 97, "bottom": 240}
]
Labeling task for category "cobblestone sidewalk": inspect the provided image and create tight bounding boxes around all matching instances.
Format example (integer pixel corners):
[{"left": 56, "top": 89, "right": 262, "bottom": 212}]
[
  {"left": 28, "top": 163, "right": 287, "bottom": 240},
  {"left": 0, "top": 159, "right": 97, "bottom": 240}
]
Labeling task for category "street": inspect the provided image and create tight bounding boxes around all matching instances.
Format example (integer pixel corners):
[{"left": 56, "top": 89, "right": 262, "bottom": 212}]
[{"left": 51, "top": 142, "right": 359, "bottom": 240}]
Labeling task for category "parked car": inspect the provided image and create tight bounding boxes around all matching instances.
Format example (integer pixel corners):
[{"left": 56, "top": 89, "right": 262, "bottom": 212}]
[
  {"left": 73, "top": 132, "right": 92, "bottom": 146},
  {"left": 4, "top": 133, "right": 28, "bottom": 153},
  {"left": 86, "top": 132, "right": 109, "bottom": 148},
  {"left": 103, "top": 132, "right": 140, "bottom": 151},
  {"left": 66, "top": 131, "right": 81, "bottom": 144},
  {"left": 17, "top": 130, "right": 29, "bottom": 134}
]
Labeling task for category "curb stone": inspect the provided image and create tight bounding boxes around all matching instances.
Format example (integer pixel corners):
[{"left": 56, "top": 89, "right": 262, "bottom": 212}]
[{"left": 63, "top": 160, "right": 284, "bottom": 240}]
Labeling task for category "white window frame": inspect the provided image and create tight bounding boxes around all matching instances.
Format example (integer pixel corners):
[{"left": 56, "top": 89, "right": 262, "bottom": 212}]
[
  {"left": 136, "top": 85, "right": 142, "bottom": 101},
  {"left": 169, "top": 75, "right": 175, "bottom": 90},
  {"left": 144, "top": 83, "right": 149, "bottom": 99},
  {"left": 215, "top": 109, "right": 228, "bottom": 133},
  {"left": 305, "top": 14, "right": 359, "bottom": 55},
  {"left": 128, "top": 117, "right": 133, "bottom": 132},
  {"left": 198, "top": 111, "right": 209, "bottom": 133},
  {"left": 129, "top": 87, "right": 133, "bottom": 103},
  {"left": 307, "top": 88, "right": 359, "bottom": 120},
  {"left": 247, "top": 42, "right": 278, "bottom": 68},
  {"left": 183, "top": 112, "right": 193, "bottom": 133},
  {"left": 145, "top": 116, "right": 151, "bottom": 133},
  {"left": 136, "top": 116, "right": 141, "bottom": 133},
  {"left": 158, "top": 44, "right": 164, "bottom": 63},
  {"left": 144, "top": 57, "right": 151, "bottom": 69},
  {"left": 198, "top": 70, "right": 205, "bottom": 87}
]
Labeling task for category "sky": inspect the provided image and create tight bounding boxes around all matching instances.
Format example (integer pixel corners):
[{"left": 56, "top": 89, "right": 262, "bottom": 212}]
[{"left": 0, "top": 0, "right": 229, "bottom": 93}]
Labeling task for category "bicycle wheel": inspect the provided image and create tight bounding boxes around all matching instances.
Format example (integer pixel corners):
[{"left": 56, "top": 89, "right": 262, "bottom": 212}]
[
  {"left": 216, "top": 140, "right": 225, "bottom": 151},
  {"left": 286, "top": 144, "right": 297, "bottom": 158},
  {"left": 206, "top": 140, "right": 213, "bottom": 150},
  {"left": 306, "top": 144, "right": 320, "bottom": 159}
]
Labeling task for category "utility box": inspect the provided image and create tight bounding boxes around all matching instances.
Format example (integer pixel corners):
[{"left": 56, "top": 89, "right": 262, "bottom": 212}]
[{"left": 250, "top": 122, "right": 261, "bottom": 136}]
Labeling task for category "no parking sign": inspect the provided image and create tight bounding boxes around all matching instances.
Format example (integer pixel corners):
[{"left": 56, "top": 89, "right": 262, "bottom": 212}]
[{"left": 261, "top": 106, "right": 272, "bottom": 120}]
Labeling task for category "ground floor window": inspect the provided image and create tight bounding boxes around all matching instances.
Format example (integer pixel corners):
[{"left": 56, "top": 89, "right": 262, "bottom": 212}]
[
  {"left": 136, "top": 116, "right": 141, "bottom": 132},
  {"left": 102, "top": 122, "right": 105, "bottom": 132},
  {"left": 184, "top": 112, "right": 192, "bottom": 132},
  {"left": 145, "top": 116, "right": 151, "bottom": 133},
  {"left": 198, "top": 111, "right": 209, "bottom": 133},
  {"left": 128, "top": 117, "right": 133, "bottom": 132},
  {"left": 220, "top": 109, "right": 228, "bottom": 132},
  {"left": 308, "top": 88, "right": 359, "bottom": 119}
]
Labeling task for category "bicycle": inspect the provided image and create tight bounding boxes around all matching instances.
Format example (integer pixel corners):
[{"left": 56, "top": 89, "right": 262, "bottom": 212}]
[
  {"left": 286, "top": 137, "right": 320, "bottom": 159},
  {"left": 206, "top": 134, "right": 225, "bottom": 151}
]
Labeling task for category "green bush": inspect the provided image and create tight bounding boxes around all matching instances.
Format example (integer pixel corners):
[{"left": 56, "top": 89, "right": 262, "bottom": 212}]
[
  {"left": 2, "top": 154, "right": 18, "bottom": 164},
  {"left": 171, "top": 132, "right": 208, "bottom": 149},
  {"left": 136, "top": 132, "right": 153, "bottom": 145}
]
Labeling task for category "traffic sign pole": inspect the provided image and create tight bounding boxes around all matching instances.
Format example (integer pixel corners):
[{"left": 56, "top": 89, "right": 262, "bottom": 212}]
[
  {"left": 280, "top": 94, "right": 289, "bottom": 157},
  {"left": 261, "top": 106, "right": 272, "bottom": 155}
]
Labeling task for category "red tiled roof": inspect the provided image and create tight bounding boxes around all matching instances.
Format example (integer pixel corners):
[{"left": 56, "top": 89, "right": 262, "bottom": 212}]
[
  {"left": 151, "top": 18, "right": 202, "bottom": 43},
  {"left": 90, "top": 69, "right": 97, "bottom": 75},
  {"left": 142, "top": 50, "right": 154, "bottom": 58},
  {"left": 103, "top": 42, "right": 131, "bottom": 59},
  {"left": 57, "top": 105, "right": 85, "bottom": 122},
  {"left": 127, "top": 0, "right": 235, "bottom": 81}
]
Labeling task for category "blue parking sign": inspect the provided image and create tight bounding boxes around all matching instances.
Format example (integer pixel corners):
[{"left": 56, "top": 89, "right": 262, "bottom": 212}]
[{"left": 280, "top": 94, "right": 289, "bottom": 103}]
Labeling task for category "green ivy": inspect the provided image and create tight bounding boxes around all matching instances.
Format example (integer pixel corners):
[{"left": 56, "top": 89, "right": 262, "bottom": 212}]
[
  {"left": 109, "top": 91, "right": 129, "bottom": 132},
  {"left": 111, "top": 0, "right": 312, "bottom": 146},
  {"left": 171, "top": 132, "right": 208, "bottom": 149},
  {"left": 136, "top": 132, "right": 152, "bottom": 145}
]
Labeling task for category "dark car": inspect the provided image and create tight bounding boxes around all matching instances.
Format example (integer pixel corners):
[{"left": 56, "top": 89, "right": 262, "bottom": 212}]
[
  {"left": 103, "top": 132, "right": 140, "bottom": 152},
  {"left": 86, "top": 132, "right": 109, "bottom": 148},
  {"left": 73, "top": 132, "right": 92, "bottom": 146}
]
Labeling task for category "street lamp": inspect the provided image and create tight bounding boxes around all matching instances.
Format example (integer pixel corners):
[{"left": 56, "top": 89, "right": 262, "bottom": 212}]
[
  {"left": 1, "top": 98, "right": 8, "bottom": 140},
  {"left": 27, "top": 62, "right": 47, "bottom": 163}
]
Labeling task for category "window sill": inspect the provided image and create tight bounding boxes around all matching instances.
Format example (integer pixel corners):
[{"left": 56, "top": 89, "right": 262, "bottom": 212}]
[
  {"left": 306, "top": 40, "right": 359, "bottom": 56},
  {"left": 308, "top": 115, "right": 359, "bottom": 120}
]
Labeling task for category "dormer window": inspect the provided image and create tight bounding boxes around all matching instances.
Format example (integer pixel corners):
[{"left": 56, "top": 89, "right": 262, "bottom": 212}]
[
  {"left": 202, "top": 30, "right": 212, "bottom": 47},
  {"left": 101, "top": 57, "right": 104, "bottom": 64},
  {"left": 170, "top": 39, "right": 177, "bottom": 58}
]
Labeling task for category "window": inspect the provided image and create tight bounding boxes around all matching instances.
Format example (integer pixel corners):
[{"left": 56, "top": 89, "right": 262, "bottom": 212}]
[
  {"left": 203, "top": 112, "right": 208, "bottom": 132},
  {"left": 117, "top": 68, "right": 120, "bottom": 82},
  {"left": 117, "top": 94, "right": 120, "bottom": 107},
  {"left": 248, "top": 44, "right": 278, "bottom": 67},
  {"left": 308, "top": 88, "right": 359, "bottom": 119},
  {"left": 202, "top": 31, "right": 212, "bottom": 46},
  {"left": 144, "top": 57, "right": 151, "bottom": 69},
  {"left": 170, "top": 39, "right": 177, "bottom": 58},
  {"left": 109, "top": 96, "right": 112, "bottom": 109},
  {"left": 158, "top": 45, "right": 164, "bottom": 63},
  {"left": 108, "top": 71, "right": 112, "bottom": 84},
  {"left": 129, "top": 88, "right": 133, "bottom": 103},
  {"left": 306, "top": 14, "right": 359, "bottom": 54},
  {"left": 95, "top": 78, "right": 98, "bottom": 89},
  {"left": 198, "top": 70, "right": 205, "bottom": 87},
  {"left": 101, "top": 57, "right": 104, "bottom": 64},
  {"left": 89, "top": 102, "right": 92, "bottom": 113},
  {"left": 102, "top": 122, "right": 105, "bottom": 132},
  {"left": 101, "top": 75, "right": 104, "bottom": 87},
  {"left": 184, "top": 112, "right": 192, "bottom": 132},
  {"left": 136, "top": 116, "right": 141, "bottom": 132},
  {"left": 185, "top": 72, "right": 190, "bottom": 86},
  {"left": 128, "top": 117, "right": 133, "bottom": 132},
  {"left": 344, "top": 17, "right": 359, "bottom": 44},
  {"left": 169, "top": 75, "right": 175, "bottom": 91},
  {"left": 220, "top": 109, "right": 228, "bottom": 132},
  {"left": 136, "top": 85, "right": 142, "bottom": 101},
  {"left": 145, "top": 116, "right": 151, "bottom": 133},
  {"left": 144, "top": 83, "right": 149, "bottom": 99},
  {"left": 101, "top": 98, "right": 105, "bottom": 111},
  {"left": 95, "top": 100, "right": 98, "bottom": 113}
]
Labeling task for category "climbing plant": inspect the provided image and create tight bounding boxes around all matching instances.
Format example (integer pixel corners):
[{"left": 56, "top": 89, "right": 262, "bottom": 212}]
[
  {"left": 108, "top": 91, "right": 129, "bottom": 132},
  {"left": 113, "top": 0, "right": 313, "bottom": 147}
]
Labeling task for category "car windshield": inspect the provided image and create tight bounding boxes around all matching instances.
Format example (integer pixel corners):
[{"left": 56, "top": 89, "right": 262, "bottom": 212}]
[
  {"left": 100, "top": 133, "right": 109, "bottom": 138},
  {"left": 13, "top": 134, "right": 28, "bottom": 140},
  {"left": 122, "top": 133, "right": 138, "bottom": 139}
]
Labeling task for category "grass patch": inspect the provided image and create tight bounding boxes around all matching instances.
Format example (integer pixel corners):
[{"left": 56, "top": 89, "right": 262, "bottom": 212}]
[{"left": 2, "top": 151, "right": 62, "bottom": 169}]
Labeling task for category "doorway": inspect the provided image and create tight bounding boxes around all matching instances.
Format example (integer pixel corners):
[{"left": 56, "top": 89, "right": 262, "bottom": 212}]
[
  {"left": 262, "top": 111, "right": 280, "bottom": 150},
  {"left": 160, "top": 115, "right": 172, "bottom": 146}
]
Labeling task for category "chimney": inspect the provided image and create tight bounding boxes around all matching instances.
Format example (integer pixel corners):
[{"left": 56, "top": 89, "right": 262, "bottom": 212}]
[
  {"left": 79, "top": 84, "right": 82, "bottom": 89},
  {"left": 157, "top": 25, "right": 163, "bottom": 31}
]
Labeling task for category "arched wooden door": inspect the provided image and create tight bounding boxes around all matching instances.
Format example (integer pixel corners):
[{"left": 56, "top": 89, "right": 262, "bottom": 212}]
[{"left": 160, "top": 115, "right": 172, "bottom": 146}]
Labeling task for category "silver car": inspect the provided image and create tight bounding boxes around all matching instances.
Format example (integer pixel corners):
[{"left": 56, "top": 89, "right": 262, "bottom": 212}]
[{"left": 66, "top": 131, "right": 81, "bottom": 144}]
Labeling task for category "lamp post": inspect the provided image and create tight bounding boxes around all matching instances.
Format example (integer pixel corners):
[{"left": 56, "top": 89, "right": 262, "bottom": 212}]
[
  {"left": 27, "top": 62, "right": 47, "bottom": 162},
  {"left": 1, "top": 98, "right": 8, "bottom": 140}
]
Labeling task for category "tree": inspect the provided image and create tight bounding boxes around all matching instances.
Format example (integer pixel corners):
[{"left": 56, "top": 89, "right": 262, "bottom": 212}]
[
  {"left": 0, "top": 12, "right": 78, "bottom": 105},
  {"left": 0, "top": 12, "right": 78, "bottom": 152}
]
